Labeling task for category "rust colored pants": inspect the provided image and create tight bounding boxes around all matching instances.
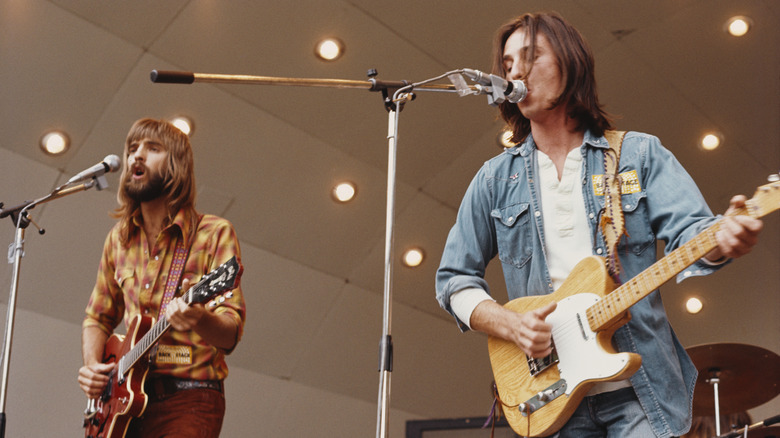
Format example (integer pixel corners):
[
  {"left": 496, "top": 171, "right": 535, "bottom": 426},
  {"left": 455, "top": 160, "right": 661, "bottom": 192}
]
[{"left": 126, "top": 387, "right": 225, "bottom": 438}]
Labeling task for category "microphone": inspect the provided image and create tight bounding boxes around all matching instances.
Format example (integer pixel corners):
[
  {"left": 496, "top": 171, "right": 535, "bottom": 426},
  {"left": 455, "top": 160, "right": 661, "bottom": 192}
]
[
  {"left": 461, "top": 68, "right": 527, "bottom": 105},
  {"left": 67, "top": 155, "right": 121, "bottom": 184}
]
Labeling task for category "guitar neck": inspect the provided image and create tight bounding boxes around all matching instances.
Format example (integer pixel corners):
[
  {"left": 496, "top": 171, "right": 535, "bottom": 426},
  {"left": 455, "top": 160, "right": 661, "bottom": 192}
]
[
  {"left": 586, "top": 186, "right": 779, "bottom": 331},
  {"left": 119, "top": 288, "right": 196, "bottom": 374},
  {"left": 120, "top": 315, "right": 173, "bottom": 374},
  {"left": 586, "top": 220, "right": 720, "bottom": 331}
]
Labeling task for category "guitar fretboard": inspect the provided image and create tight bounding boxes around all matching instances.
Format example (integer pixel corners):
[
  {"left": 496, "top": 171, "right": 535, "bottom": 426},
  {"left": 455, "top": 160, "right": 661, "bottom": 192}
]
[
  {"left": 117, "top": 290, "right": 192, "bottom": 379},
  {"left": 585, "top": 182, "right": 779, "bottom": 331},
  {"left": 586, "top": 220, "right": 721, "bottom": 330}
]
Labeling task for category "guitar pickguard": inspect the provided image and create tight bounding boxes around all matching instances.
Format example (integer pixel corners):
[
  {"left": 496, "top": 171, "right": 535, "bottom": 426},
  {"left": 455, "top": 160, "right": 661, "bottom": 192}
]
[{"left": 546, "top": 293, "right": 632, "bottom": 394}]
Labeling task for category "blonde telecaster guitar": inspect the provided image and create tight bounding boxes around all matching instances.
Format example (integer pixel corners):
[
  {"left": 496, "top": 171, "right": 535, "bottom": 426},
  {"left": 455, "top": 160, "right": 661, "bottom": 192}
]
[{"left": 488, "top": 175, "right": 780, "bottom": 437}]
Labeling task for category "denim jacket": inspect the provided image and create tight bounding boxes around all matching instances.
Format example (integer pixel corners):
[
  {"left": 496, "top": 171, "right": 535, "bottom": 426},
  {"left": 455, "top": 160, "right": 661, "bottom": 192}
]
[{"left": 436, "top": 130, "right": 724, "bottom": 438}]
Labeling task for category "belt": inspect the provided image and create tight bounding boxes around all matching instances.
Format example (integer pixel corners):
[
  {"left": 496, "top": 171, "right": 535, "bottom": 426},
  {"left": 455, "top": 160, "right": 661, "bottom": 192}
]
[{"left": 145, "top": 376, "right": 224, "bottom": 401}]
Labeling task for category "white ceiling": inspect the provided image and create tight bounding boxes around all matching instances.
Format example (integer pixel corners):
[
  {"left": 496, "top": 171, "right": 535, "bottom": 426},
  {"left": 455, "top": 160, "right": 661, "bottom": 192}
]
[{"left": 1, "top": 0, "right": 778, "bottom": 424}]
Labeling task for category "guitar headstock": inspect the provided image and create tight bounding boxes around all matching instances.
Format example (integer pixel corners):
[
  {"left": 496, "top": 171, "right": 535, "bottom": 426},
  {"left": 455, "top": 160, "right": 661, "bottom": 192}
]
[
  {"left": 186, "top": 256, "right": 243, "bottom": 305},
  {"left": 746, "top": 173, "right": 780, "bottom": 219}
]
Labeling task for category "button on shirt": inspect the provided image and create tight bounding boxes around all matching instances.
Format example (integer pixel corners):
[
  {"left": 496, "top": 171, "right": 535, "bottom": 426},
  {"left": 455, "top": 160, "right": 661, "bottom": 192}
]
[{"left": 537, "top": 147, "right": 592, "bottom": 290}]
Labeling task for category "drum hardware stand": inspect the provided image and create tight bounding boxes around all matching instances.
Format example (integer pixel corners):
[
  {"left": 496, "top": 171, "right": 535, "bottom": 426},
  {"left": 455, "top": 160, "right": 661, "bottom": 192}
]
[
  {"left": 714, "top": 414, "right": 780, "bottom": 438},
  {"left": 0, "top": 176, "right": 108, "bottom": 438},
  {"left": 705, "top": 368, "right": 722, "bottom": 436},
  {"left": 151, "top": 68, "right": 514, "bottom": 438}
]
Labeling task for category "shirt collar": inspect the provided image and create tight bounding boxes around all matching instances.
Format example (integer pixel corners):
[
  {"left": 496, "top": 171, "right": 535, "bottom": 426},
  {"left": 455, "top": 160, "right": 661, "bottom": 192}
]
[
  {"left": 131, "top": 208, "right": 195, "bottom": 245},
  {"left": 509, "top": 129, "right": 609, "bottom": 157},
  {"left": 583, "top": 130, "right": 610, "bottom": 150},
  {"left": 171, "top": 209, "right": 197, "bottom": 247}
]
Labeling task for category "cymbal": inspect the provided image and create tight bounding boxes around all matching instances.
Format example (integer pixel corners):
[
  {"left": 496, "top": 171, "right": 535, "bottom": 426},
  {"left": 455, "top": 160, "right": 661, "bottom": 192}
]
[{"left": 686, "top": 343, "right": 780, "bottom": 416}]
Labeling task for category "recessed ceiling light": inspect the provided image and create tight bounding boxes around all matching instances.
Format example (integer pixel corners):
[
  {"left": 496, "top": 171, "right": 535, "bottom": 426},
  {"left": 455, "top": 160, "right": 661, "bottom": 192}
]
[
  {"left": 497, "top": 128, "right": 516, "bottom": 148},
  {"left": 700, "top": 133, "right": 722, "bottom": 151},
  {"left": 332, "top": 181, "right": 357, "bottom": 203},
  {"left": 171, "top": 116, "right": 194, "bottom": 136},
  {"left": 402, "top": 248, "right": 425, "bottom": 268},
  {"left": 39, "top": 130, "right": 70, "bottom": 155},
  {"left": 725, "top": 16, "right": 752, "bottom": 37},
  {"left": 685, "top": 297, "right": 703, "bottom": 314},
  {"left": 315, "top": 37, "right": 345, "bottom": 61},
  {"left": 496, "top": 127, "right": 517, "bottom": 149}
]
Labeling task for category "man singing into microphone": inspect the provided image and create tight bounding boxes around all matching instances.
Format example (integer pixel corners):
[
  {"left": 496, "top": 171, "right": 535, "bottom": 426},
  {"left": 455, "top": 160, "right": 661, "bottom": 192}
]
[
  {"left": 77, "top": 118, "right": 246, "bottom": 437},
  {"left": 436, "top": 12, "right": 762, "bottom": 438}
]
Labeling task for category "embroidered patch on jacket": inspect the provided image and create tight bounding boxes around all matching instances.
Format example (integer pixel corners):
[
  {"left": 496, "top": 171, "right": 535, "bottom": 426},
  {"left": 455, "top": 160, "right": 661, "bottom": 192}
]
[
  {"left": 592, "top": 170, "right": 641, "bottom": 196},
  {"left": 154, "top": 345, "right": 193, "bottom": 365}
]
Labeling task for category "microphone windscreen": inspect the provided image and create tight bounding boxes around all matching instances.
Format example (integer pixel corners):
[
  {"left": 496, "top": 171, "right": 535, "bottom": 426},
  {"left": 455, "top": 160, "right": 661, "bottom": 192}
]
[{"left": 150, "top": 70, "right": 195, "bottom": 84}]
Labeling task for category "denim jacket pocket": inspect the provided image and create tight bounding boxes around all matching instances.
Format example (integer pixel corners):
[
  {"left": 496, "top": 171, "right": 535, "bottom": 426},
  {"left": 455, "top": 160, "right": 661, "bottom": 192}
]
[
  {"left": 618, "top": 191, "right": 655, "bottom": 255},
  {"left": 491, "top": 202, "right": 533, "bottom": 268}
]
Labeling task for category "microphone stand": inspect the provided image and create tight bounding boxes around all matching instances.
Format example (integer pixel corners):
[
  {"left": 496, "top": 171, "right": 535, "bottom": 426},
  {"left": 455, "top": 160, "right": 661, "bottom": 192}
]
[
  {"left": 150, "top": 68, "right": 508, "bottom": 438},
  {"left": 0, "top": 176, "right": 108, "bottom": 438}
]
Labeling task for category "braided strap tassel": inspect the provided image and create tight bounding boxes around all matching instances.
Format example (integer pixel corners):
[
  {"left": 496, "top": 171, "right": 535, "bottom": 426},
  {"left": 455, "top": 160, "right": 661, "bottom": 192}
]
[{"left": 601, "top": 131, "right": 628, "bottom": 282}]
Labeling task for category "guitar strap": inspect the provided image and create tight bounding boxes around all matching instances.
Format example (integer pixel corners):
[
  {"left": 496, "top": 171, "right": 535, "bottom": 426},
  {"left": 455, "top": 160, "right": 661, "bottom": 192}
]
[
  {"left": 158, "top": 214, "right": 204, "bottom": 318},
  {"left": 600, "top": 130, "right": 627, "bottom": 282},
  {"left": 152, "top": 214, "right": 203, "bottom": 366},
  {"left": 158, "top": 239, "right": 189, "bottom": 317}
]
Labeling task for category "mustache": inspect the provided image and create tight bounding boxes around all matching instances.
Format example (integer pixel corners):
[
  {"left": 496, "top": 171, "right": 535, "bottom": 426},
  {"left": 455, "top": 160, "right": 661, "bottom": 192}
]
[
  {"left": 129, "top": 162, "right": 147, "bottom": 175},
  {"left": 124, "top": 163, "right": 158, "bottom": 183}
]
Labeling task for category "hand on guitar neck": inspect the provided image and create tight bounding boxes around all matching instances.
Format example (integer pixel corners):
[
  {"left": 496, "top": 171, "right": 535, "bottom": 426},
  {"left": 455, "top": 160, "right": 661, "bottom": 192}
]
[
  {"left": 705, "top": 195, "right": 763, "bottom": 262},
  {"left": 164, "top": 279, "right": 240, "bottom": 351}
]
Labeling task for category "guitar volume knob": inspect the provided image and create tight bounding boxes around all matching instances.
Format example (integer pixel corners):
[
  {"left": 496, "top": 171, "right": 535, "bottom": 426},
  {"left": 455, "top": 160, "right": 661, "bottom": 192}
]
[{"left": 537, "top": 389, "right": 555, "bottom": 402}]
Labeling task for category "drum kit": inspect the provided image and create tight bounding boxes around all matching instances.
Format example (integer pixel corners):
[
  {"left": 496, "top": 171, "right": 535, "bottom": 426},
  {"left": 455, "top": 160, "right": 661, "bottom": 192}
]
[{"left": 687, "top": 343, "right": 780, "bottom": 438}]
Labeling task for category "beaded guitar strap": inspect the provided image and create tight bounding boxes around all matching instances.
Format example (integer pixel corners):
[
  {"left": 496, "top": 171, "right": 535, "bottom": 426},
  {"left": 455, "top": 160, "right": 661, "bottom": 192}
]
[
  {"left": 158, "top": 238, "right": 190, "bottom": 318},
  {"left": 157, "top": 214, "right": 203, "bottom": 318},
  {"left": 600, "top": 130, "right": 627, "bottom": 282}
]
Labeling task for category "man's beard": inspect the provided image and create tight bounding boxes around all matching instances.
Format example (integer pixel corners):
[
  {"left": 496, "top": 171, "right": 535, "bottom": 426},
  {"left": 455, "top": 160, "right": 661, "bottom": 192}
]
[{"left": 125, "top": 171, "right": 166, "bottom": 203}]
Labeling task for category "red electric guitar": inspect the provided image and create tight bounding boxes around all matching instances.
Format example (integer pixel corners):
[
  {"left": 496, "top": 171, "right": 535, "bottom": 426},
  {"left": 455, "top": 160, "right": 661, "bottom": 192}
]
[
  {"left": 83, "top": 256, "right": 242, "bottom": 438},
  {"left": 488, "top": 176, "right": 780, "bottom": 437}
]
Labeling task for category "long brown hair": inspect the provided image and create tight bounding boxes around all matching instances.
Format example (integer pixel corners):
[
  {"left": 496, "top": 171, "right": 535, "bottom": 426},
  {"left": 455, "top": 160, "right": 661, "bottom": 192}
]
[
  {"left": 492, "top": 12, "right": 613, "bottom": 143},
  {"left": 113, "top": 118, "right": 197, "bottom": 246}
]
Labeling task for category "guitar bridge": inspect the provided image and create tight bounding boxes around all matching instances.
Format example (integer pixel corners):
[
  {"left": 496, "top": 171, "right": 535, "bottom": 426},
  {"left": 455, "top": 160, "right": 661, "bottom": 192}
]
[
  {"left": 526, "top": 343, "right": 559, "bottom": 377},
  {"left": 518, "top": 380, "right": 567, "bottom": 416}
]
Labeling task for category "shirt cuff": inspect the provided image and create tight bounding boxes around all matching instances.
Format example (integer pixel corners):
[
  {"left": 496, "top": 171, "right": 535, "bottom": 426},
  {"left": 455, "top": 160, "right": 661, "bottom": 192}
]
[
  {"left": 450, "top": 288, "right": 495, "bottom": 330},
  {"left": 700, "top": 255, "right": 729, "bottom": 266}
]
